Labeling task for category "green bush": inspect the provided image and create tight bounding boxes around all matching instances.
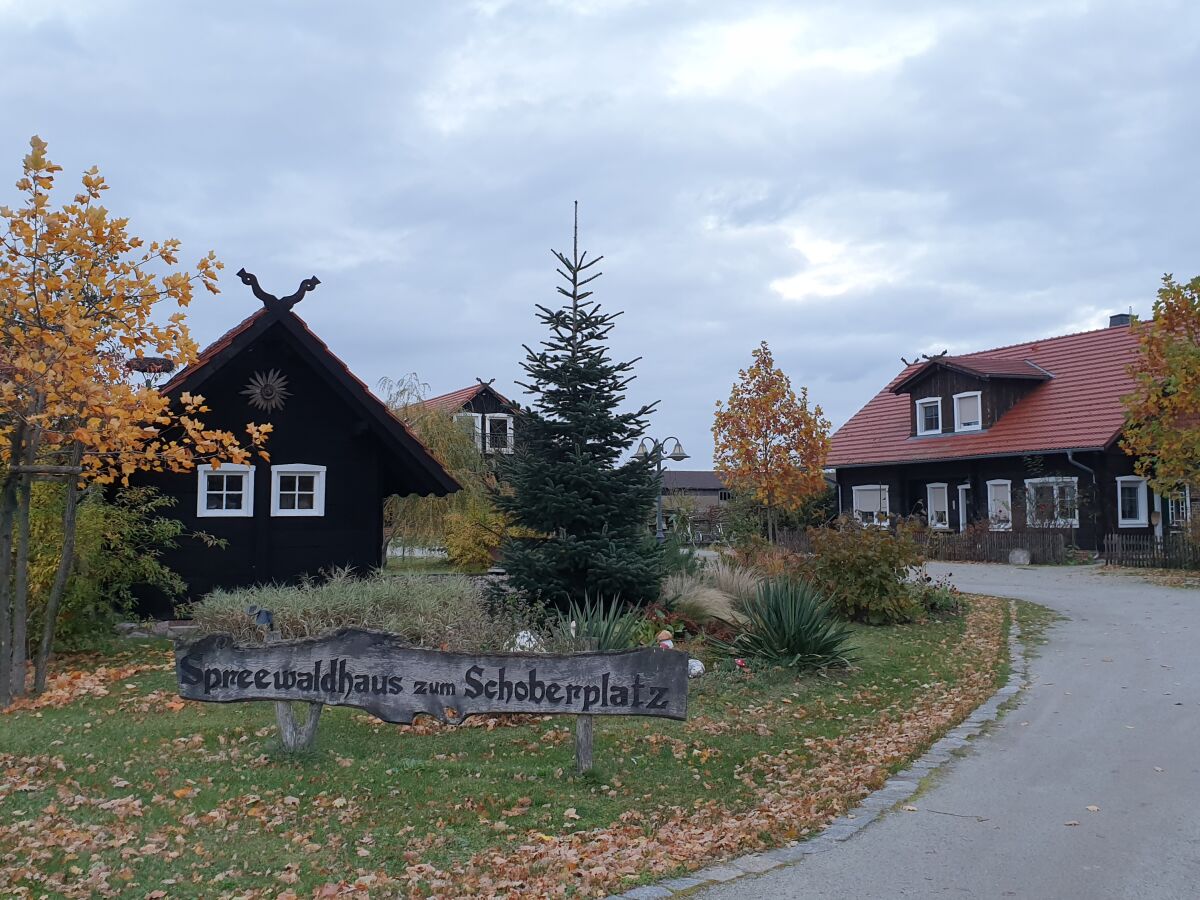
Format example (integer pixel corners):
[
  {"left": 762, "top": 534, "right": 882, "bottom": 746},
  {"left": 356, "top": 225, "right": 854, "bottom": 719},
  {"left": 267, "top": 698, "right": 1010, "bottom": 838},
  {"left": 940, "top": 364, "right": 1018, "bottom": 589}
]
[
  {"left": 709, "top": 577, "right": 854, "bottom": 670},
  {"left": 31, "top": 485, "right": 188, "bottom": 649},
  {"left": 187, "top": 569, "right": 541, "bottom": 652},
  {"left": 908, "top": 571, "right": 964, "bottom": 617},
  {"left": 802, "top": 516, "right": 924, "bottom": 624}
]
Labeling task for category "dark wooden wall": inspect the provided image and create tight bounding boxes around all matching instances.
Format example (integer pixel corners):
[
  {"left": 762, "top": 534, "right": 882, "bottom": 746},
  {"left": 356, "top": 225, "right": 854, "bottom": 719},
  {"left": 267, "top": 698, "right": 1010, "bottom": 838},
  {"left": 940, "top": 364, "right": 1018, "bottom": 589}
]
[
  {"left": 900, "top": 369, "right": 1043, "bottom": 435},
  {"left": 835, "top": 449, "right": 1151, "bottom": 551},
  {"left": 137, "top": 322, "right": 390, "bottom": 614}
]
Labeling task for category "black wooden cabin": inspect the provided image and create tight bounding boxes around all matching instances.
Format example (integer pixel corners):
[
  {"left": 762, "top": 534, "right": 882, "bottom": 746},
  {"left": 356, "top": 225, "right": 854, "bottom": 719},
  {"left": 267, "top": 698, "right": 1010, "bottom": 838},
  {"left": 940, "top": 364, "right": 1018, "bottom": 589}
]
[{"left": 136, "top": 273, "right": 458, "bottom": 615}]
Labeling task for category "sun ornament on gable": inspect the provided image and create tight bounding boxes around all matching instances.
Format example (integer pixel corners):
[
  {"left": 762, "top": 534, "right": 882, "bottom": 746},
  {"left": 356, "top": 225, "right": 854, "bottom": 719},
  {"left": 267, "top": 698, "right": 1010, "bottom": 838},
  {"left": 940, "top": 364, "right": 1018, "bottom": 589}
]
[{"left": 241, "top": 368, "right": 291, "bottom": 413}]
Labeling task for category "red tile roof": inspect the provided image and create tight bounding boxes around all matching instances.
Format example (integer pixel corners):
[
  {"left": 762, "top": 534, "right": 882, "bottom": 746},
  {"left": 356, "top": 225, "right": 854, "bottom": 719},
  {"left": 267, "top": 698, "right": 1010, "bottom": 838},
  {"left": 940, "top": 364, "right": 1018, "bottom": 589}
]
[
  {"left": 829, "top": 324, "right": 1140, "bottom": 468},
  {"left": 422, "top": 383, "right": 515, "bottom": 412},
  {"left": 161, "top": 309, "right": 268, "bottom": 394}
]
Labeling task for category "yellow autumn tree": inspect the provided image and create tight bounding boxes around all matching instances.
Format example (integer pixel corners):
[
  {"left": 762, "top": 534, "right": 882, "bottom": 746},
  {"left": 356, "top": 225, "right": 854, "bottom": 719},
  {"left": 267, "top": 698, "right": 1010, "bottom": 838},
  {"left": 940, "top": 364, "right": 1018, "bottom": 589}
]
[
  {"left": 1121, "top": 274, "right": 1200, "bottom": 495},
  {"left": 0, "top": 137, "right": 269, "bottom": 704},
  {"left": 713, "top": 341, "right": 831, "bottom": 544}
]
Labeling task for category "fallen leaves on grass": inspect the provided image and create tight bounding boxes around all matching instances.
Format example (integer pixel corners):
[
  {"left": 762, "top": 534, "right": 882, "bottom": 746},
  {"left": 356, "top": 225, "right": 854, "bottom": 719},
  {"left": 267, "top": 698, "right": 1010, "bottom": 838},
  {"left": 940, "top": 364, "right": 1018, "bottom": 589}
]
[
  {"left": 3, "top": 654, "right": 172, "bottom": 715},
  {"left": 386, "top": 595, "right": 1009, "bottom": 898}
]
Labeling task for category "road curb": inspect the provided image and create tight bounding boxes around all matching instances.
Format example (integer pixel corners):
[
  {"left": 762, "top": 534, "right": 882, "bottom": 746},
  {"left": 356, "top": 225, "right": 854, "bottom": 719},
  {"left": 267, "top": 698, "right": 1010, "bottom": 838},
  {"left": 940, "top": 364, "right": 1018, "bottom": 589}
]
[{"left": 606, "top": 601, "right": 1028, "bottom": 899}]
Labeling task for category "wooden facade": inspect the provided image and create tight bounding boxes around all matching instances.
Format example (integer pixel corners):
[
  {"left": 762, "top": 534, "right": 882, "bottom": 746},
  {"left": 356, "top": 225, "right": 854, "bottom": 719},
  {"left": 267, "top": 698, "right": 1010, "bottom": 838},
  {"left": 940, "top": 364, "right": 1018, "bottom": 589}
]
[
  {"left": 834, "top": 447, "right": 1155, "bottom": 552},
  {"left": 897, "top": 367, "right": 1044, "bottom": 436},
  {"left": 137, "top": 286, "right": 458, "bottom": 615}
]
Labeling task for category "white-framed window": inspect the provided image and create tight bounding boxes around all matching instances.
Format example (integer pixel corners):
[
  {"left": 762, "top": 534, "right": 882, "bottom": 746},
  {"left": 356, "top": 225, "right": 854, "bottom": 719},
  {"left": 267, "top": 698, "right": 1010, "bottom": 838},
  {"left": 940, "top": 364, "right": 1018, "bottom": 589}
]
[
  {"left": 196, "top": 464, "right": 254, "bottom": 518},
  {"left": 852, "top": 484, "right": 890, "bottom": 526},
  {"left": 271, "top": 464, "right": 326, "bottom": 517},
  {"left": 1116, "top": 476, "right": 1149, "bottom": 528},
  {"left": 986, "top": 479, "right": 1012, "bottom": 530},
  {"left": 916, "top": 397, "right": 942, "bottom": 436},
  {"left": 926, "top": 482, "right": 950, "bottom": 529},
  {"left": 455, "top": 413, "right": 482, "bottom": 450},
  {"left": 718, "top": 490, "right": 732, "bottom": 502},
  {"left": 1024, "top": 476, "right": 1079, "bottom": 528},
  {"left": 484, "top": 413, "right": 515, "bottom": 454},
  {"left": 953, "top": 391, "right": 983, "bottom": 432},
  {"left": 1167, "top": 485, "right": 1191, "bottom": 528}
]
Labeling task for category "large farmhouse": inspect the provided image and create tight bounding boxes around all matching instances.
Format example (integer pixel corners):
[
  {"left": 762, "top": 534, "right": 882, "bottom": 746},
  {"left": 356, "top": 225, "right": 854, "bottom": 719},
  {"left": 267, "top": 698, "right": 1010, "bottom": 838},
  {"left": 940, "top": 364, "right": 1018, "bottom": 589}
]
[
  {"left": 138, "top": 273, "right": 458, "bottom": 612},
  {"left": 828, "top": 315, "right": 1193, "bottom": 550}
]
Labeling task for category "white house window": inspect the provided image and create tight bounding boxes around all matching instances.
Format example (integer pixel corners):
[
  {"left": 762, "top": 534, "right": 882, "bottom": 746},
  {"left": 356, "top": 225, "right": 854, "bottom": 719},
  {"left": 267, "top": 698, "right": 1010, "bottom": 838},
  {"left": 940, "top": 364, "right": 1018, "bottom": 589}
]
[
  {"left": 197, "top": 464, "right": 254, "bottom": 518},
  {"left": 1116, "top": 476, "right": 1148, "bottom": 528},
  {"left": 926, "top": 482, "right": 950, "bottom": 529},
  {"left": 455, "top": 413, "right": 482, "bottom": 450},
  {"left": 271, "top": 464, "right": 326, "bottom": 517},
  {"left": 484, "top": 413, "right": 515, "bottom": 454},
  {"left": 1024, "top": 477, "right": 1079, "bottom": 528},
  {"left": 1167, "top": 486, "right": 1191, "bottom": 528},
  {"left": 986, "top": 479, "right": 1012, "bottom": 530},
  {"left": 953, "top": 391, "right": 983, "bottom": 432},
  {"left": 852, "top": 484, "right": 889, "bottom": 526},
  {"left": 718, "top": 490, "right": 732, "bottom": 502},
  {"left": 916, "top": 397, "right": 942, "bottom": 436}
]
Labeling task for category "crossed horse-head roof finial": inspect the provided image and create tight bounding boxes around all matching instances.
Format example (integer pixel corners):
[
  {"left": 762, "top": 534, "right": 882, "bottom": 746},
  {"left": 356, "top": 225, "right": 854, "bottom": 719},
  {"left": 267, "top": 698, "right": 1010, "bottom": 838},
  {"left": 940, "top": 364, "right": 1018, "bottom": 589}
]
[{"left": 235, "top": 268, "right": 321, "bottom": 313}]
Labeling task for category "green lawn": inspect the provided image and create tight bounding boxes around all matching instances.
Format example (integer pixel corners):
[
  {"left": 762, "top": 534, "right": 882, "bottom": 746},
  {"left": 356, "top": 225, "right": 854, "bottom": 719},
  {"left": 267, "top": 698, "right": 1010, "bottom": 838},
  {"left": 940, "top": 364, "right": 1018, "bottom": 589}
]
[{"left": 1, "top": 598, "right": 1009, "bottom": 898}]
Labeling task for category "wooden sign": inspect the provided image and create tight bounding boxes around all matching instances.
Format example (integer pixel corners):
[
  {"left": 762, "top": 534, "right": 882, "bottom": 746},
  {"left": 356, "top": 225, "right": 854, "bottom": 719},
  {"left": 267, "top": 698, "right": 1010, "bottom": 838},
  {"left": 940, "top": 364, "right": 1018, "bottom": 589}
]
[{"left": 174, "top": 627, "right": 688, "bottom": 724}]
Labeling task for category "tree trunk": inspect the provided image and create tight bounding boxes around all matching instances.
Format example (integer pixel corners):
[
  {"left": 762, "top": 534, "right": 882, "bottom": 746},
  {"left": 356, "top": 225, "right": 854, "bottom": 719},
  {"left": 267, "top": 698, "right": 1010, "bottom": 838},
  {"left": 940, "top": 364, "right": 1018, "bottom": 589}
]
[
  {"left": 10, "top": 466, "right": 32, "bottom": 698},
  {"left": 0, "top": 425, "right": 24, "bottom": 708},
  {"left": 33, "top": 444, "right": 84, "bottom": 694}
]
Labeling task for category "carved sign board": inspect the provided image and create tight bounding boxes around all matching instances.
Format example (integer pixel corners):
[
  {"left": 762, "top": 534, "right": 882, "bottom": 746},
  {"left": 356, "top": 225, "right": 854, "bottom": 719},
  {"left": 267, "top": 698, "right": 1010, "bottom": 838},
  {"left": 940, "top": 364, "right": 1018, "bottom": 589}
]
[{"left": 175, "top": 627, "right": 688, "bottom": 724}]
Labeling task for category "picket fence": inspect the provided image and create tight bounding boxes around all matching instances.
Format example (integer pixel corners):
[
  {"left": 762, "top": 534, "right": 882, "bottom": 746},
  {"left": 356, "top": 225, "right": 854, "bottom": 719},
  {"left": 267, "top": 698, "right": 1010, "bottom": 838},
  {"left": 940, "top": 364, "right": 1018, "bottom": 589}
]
[
  {"left": 1102, "top": 532, "right": 1200, "bottom": 569},
  {"left": 777, "top": 527, "right": 1069, "bottom": 565}
]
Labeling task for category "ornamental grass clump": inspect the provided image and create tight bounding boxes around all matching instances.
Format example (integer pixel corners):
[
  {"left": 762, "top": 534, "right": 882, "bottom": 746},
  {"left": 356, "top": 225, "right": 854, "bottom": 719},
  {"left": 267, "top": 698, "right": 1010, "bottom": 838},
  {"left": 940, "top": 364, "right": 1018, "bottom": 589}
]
[
  {"left": 711, "top": 577, "right": 854, "bottom": 671},
  {"left": 187, "top": 569, "right": 538, "bottom": 652}
]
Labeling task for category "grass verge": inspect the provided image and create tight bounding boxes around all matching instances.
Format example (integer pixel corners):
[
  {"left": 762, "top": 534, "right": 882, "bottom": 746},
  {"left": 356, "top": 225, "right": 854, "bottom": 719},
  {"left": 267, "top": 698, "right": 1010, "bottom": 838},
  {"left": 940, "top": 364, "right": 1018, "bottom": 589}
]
[{"left": 1, "top": 596, "right": 1009, "bottom": 898}]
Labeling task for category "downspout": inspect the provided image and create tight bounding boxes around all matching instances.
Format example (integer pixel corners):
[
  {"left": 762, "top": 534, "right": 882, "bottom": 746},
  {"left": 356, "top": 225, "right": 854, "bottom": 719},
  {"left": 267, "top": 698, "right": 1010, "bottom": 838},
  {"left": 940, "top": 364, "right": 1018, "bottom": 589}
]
[{"left": 1066, "top": 450, "right": 1099, "bottom": 554}]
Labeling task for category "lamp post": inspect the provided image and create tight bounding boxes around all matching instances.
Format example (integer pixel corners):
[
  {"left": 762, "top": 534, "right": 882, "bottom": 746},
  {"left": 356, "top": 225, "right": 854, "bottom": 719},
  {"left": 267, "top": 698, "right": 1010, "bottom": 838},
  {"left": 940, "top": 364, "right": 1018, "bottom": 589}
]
[{"left": 634, "top": 436, "right": 689, "bottom": 543}]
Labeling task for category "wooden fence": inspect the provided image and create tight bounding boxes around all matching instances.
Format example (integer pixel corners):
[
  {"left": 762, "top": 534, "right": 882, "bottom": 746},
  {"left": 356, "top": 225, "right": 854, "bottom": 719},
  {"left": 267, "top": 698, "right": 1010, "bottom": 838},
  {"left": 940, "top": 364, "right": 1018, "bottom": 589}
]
[
  {"left": 777, "top": 527, "right": 1068, "bottom": 565},
  {"left": 1102, "top": 532, "right": 1200, "bottom": 569},
  {"left": 920, "top": 530, "right": 1067, "bottom": 565}
]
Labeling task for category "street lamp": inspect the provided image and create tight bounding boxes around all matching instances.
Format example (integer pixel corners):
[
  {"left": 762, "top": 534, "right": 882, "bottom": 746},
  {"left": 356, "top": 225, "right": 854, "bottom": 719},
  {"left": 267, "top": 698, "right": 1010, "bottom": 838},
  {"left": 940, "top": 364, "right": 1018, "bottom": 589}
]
[{"left": 634, "top": 436, "right": 689, "bottom": 543}]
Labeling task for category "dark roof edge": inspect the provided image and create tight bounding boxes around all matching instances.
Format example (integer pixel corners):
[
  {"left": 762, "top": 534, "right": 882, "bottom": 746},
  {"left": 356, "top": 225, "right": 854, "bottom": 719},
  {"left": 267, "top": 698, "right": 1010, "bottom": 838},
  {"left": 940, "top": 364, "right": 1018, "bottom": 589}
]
[{"left": 829, "top": 445, "right": 1113, "bottom": 470}]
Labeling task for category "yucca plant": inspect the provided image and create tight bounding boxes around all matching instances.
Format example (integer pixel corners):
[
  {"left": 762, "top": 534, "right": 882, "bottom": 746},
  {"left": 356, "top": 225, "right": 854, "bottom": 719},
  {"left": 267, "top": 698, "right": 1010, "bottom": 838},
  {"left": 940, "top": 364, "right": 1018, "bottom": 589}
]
[
  {"left": 552, "top": 594, "right": 642, "bottom": 651},
  {"left": 710, "top": 577, "right": 854, "bottom": 670}
]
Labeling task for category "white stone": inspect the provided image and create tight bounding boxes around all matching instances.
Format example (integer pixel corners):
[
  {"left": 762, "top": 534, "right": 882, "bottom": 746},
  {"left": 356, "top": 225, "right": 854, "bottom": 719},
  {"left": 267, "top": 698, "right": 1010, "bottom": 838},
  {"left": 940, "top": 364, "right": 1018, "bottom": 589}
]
[
  {"left": 510, "top": 630, "right": 543, "bottom": 652},
  {"left": 688, "top": 657, "right": 706, "bottom": 678}
]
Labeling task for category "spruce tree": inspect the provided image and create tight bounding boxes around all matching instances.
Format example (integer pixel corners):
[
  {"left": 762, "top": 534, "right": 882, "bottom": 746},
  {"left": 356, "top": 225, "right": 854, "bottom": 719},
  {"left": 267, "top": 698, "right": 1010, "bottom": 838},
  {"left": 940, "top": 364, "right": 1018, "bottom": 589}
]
[{"left": 498, "top": 205, "right": 662, "bottom": 607}]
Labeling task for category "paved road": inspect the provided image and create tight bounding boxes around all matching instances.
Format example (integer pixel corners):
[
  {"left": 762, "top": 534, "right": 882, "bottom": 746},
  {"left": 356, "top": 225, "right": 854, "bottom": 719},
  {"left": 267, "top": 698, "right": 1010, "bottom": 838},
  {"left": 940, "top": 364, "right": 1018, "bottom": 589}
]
[{"left": 695, "top": 563, "right": 1200, "bottom": 900}]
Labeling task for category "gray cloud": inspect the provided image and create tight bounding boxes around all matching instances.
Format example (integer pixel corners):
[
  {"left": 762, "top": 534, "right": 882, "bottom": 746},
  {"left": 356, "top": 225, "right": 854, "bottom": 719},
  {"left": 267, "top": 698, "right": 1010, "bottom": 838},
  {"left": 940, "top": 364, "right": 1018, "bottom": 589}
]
[{"left": 2, "top": 0, "right": 1196, "bottom": 468}]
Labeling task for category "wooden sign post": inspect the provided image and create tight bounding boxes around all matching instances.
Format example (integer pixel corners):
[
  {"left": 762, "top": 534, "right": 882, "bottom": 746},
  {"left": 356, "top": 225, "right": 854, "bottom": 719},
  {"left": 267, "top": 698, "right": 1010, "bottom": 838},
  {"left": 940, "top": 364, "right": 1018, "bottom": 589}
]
[{"left": 174, "top": 627, "right": 689, "bottom": 756}]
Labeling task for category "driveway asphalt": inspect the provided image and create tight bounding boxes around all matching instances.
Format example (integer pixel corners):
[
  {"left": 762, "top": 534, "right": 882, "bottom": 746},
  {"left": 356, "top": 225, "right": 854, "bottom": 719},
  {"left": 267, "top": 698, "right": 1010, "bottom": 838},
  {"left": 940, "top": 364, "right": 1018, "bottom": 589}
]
[{"left": 693, "top": 562, "right": 1200, "bottom": 900}]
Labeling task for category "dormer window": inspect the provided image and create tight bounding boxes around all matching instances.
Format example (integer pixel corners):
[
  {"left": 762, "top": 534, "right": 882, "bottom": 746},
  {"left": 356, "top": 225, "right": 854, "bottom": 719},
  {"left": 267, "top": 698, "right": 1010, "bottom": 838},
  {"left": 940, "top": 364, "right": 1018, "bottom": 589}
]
[
  {"left": 953, "top": 391, "right": 982, "bottom": 432},
  {"left": 915, "top": 397, "right": 941, "bottom": 435}
]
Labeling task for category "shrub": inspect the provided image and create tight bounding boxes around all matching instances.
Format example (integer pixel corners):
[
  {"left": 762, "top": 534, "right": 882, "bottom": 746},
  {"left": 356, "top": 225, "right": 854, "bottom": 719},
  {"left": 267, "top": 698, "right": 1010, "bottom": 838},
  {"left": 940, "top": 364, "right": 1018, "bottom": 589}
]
[
  {"left": 549, "top": 595, "right": 642, "bottom": 651},
  {"left": 31, "top": 485, "right": 188, "bottom": 649},
  {"left": 187, "top": 569, "right": 540, "bottom": 652},
  {"left": 709, "top": 577, "right": 854, "bottom": 670},
  {"left": 802, "top": 516, "right": 924, "bottom": 624},
  {"left": 908, "top": 570, "right": 964, "bottom": 617}
]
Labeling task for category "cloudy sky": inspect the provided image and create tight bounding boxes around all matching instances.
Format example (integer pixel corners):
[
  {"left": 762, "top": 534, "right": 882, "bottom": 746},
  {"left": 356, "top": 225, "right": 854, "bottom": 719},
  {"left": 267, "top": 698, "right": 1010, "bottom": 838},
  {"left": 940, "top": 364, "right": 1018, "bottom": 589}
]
[{"left": 3, "top": 0, "right": 1197, "bottom": 466}]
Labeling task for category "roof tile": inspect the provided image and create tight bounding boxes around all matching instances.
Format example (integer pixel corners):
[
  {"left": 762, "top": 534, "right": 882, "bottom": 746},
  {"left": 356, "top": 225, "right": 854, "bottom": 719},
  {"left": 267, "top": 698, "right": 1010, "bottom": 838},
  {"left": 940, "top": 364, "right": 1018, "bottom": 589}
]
[{"left": 829, "top": 325, "right": 1140, "bottom": 467}]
